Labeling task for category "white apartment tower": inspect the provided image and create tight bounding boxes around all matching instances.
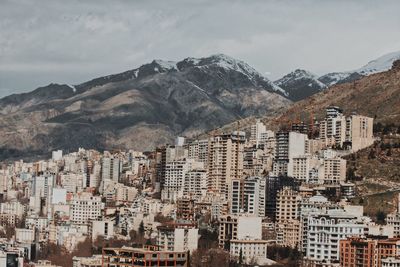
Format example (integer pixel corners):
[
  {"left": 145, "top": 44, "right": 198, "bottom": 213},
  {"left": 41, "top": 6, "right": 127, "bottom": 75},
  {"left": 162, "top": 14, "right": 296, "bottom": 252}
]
[
  {"left": 274, "top": 131, "right": 308, "bottom": 176},
  {"left": 250, "top": 120, "right": 267, "bottom": 147},
  {"left": 101, "top": 156, "right": 120, "bottom": 182},
  {"left": 229, "top": 177, "right": 266, "bottom": 217}
]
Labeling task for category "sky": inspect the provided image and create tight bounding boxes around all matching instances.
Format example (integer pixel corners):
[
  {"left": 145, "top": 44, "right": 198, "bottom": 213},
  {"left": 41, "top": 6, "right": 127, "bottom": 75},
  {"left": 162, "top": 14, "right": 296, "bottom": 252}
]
[{"left": 1, "top": 0, "right": 400, "bottom": 97}]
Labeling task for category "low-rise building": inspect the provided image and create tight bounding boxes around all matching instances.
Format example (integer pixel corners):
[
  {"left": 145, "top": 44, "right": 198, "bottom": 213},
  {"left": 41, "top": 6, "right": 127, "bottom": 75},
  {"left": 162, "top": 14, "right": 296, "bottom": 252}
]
[
  {"left": 157, "top": 222, "right": 198, "bottom": 252},
  {"left": 102, "top": 247, "right": 188, "bottom": 267},
  {"left": 230, "top": 239, "right": 269, "bottom": 265}
]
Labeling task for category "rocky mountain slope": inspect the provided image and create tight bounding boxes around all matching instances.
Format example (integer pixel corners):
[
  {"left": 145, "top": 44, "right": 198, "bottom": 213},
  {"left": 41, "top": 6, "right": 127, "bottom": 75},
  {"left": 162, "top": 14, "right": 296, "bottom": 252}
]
[{"left": 0, "top": 54, "right": 291, "bottom": 159}]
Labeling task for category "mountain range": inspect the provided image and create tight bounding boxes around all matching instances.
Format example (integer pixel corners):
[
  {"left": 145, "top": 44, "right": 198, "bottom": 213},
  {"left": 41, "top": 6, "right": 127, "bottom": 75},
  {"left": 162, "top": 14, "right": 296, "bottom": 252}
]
[
  {"left": 1, "top": 51, "right": 400, "bottom": 159},
  {"left": 275, "top": 50, "right": 400, "bottom": 101},
  {"left": 270, "top": 59, "right": 400, "bottom": 128},
  {"left": 0, "top": 54, "right": 290, "bottom": 159}
]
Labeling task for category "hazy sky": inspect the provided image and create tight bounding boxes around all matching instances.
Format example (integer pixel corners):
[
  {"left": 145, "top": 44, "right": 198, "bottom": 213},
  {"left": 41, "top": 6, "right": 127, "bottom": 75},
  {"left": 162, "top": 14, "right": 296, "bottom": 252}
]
[{"left": 1, "top": 0, "right": 400, "bottom": 97}]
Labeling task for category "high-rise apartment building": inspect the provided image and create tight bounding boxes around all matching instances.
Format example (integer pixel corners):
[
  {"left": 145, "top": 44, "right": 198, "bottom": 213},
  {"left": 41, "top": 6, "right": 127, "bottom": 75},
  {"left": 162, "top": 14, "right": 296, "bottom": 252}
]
[
  {"left": 207, "top": 132, "right": 245, "bottom": 198},
  {"left": 183, "top": 169, "right": 207, "bottom": 200},
  {"left": 162, "top": 159, "right": 203, "bottom": 201},
  {"left": 274, "top": 131, "right": 308, "bottom": 176},
  {"left": 229, "top": 176, "right": 266, "bottom": 217},
  {"left": 101, "top": 156, "right": 121, "bottom": 182},
  {"left": 275, "top": 187, "right": 302, "bottom": 224},
  {"left": 319, "top": 107, "right": 374, "bottom": 152},
  {"left": 187, "top": 139, "right": 209, "bottom": 165},
  {"left": 346, "top": 114, "right": 374, "bottom": 152}
]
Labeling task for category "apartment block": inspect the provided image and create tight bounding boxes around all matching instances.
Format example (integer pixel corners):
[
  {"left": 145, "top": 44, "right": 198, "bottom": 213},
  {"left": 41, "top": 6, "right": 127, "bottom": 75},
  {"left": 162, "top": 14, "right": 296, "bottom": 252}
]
[
  {"left": 102, "top": 247, "right": 188, "bottom": 267},
  {"left": 70, "top": 193, "right": 102, "bottom": 225},
  {"left": 207, "top": 132, "right": 245, "bottom": 198},
  {"left": 339, "top": 237, "right": 400, "bottom": 267},
  {"left": 157, "top": 222, "right": 198, "bottom": 252}
]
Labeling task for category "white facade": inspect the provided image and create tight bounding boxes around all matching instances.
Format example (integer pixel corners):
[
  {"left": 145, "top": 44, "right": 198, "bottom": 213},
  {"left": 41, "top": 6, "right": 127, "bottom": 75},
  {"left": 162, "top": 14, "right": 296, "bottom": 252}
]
[
  {"left": 52, "top": 150, "right": 63, "bottom": 161},
  {"left": 15, "top": 228, "right": 35, "bottom": 243},
  {"left": 92, "top": 220, "right": 114, "bottom": 241},
  {"left": 52, "top": 188, "right": 67, "bottom": 204},
  {"left": 305, "top": 211, "right": 366, "bottom": 262},
  {"left": 0, "top": 201, "right": 25, "bottom": 217},
  {"left": 243, "top": 177, "right": 266, "bottom": 217},
  {"left": 382, "top": 257, "right": 400, "bottom": 267},
  {"left": 101, "top": 157, "right": 120, "bottom": 182},
  {"left": 157, "top": 224, "right": 198, "bottom": 252},
  {"left": 230, "top": 239, "right": 269, "bottom": 265},
  {"left": 287, "top": 132, "right": 308, "bottom": 177},
  {"left": 60, "top": 173, "right": 85, "bottom": 193},
  {"left": 70, "top": 194, "right": 102, "bottom": 224},
  {"left": 237, "top": 216, "right": 262, "bottom": 240}
]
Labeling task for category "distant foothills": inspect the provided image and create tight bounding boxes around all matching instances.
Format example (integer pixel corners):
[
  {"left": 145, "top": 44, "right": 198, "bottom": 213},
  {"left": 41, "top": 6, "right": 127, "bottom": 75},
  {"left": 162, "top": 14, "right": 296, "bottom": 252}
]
[{"left": 0, "top": 51, "right": 400, "bottom": 160}]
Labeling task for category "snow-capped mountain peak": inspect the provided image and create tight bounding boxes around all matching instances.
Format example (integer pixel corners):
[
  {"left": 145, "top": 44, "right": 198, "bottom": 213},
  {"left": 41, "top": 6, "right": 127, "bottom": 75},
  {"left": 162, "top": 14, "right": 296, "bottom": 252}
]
[
  {"left": 176, "top": 54, "right": 287, "bottom": 96},
  {"left": 319, "top": 50, "right": 400, "bottom": 87},
  {"left": 355, "top": 51, "right": 400, "bottom": 75},
  {"left": 275, "top": 69, "right": 327, "bottom": 101},
  {"left": 276, "top": 69, "right": 326, "bottom": 89},
  {"left": 276, "top": 69, "right": 318, "bottom": 84}
]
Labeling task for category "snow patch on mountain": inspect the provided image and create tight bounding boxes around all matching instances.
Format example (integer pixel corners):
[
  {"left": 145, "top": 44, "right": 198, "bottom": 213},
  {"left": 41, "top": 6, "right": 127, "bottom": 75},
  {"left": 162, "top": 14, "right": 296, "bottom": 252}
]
[
  {"left": 318, "top": 72, "right": 353, "bottom": 86},
  {"left": 153, "top": 59, "right": 178, "bottom": 71},
  {"left": 67, "top": 84, "right": 77, "bottom": 93}
]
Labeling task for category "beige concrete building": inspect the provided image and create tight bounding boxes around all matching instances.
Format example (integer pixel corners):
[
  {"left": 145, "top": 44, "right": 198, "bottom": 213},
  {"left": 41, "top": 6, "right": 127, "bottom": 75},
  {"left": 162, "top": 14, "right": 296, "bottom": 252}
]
[
  {"left": 276, "top": 219, "right": 301, "bottom": 249},
  {"left": 276, "top": 187, "right": 302, "bottom": 224},
  {"left": 346, "top": 114, "right": 374, "bottom": 152},
  {"left": 291, "top": 155, "right": 320, "bottom": 183},
  {"left": 319, "top": 157, "right": 346, "bottom": 184},
  {"left": 230, "top": 239, "right": 269, "bottom": 265},
  {"left": 207, "top": 132, "right": 245, "bottom": 198},
  {"left": 319, "top": 107, "right": 374, "bottom": 152},
  {"left": 276, "top": 187, "right": 302, "bottom": 248}
]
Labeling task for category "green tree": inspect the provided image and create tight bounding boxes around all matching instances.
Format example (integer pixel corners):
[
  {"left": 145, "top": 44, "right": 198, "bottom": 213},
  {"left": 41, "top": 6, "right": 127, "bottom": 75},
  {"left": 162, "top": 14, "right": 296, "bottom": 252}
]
[
  {"left": 376, "top": 210, "right": 387, "bottom": 224},
  {"left": 347, "top": 168, "right": 356, "bottom": 181},
  {"left": 368, "top": 149, "right": 376, "bottom": 159},
  {"left": 139, "top": 221, "right": 145, "bottom": 236},
  {"left": 387, "top": 147, "right": 392, "bottom": 157}
]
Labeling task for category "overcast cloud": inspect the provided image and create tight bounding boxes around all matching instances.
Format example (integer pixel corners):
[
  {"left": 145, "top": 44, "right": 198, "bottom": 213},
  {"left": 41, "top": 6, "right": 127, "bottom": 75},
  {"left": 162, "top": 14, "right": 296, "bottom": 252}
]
[{"left": 1, "top": 0, "right": 400, "bottom": 97}]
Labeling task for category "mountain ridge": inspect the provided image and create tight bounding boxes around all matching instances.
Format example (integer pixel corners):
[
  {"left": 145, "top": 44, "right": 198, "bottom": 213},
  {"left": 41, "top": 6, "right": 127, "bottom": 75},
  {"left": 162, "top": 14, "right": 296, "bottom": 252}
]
[{"left": 0, "top": 54, "right": 291, "bottom": 160}]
